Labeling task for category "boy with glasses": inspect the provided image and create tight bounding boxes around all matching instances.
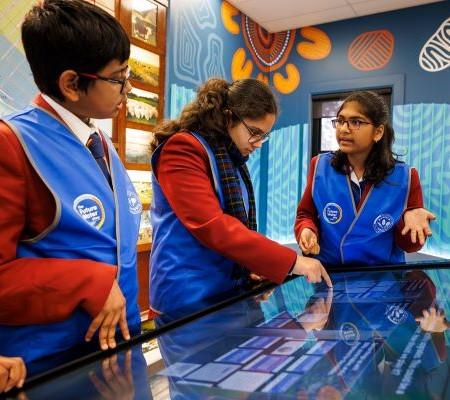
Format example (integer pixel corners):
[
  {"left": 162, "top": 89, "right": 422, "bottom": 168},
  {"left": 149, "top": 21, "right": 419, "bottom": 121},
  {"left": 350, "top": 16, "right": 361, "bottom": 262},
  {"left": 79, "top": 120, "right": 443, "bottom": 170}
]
[{"left": 0, "top": 0, "right": 141, "bottom": 364}]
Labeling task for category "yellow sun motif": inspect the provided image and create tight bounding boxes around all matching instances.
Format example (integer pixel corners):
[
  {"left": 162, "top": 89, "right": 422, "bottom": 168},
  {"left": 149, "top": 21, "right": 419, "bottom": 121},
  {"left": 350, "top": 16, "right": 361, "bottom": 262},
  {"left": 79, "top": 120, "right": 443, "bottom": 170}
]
[{"left": 221, "top": 1, "right": 332, "bottom": 95}]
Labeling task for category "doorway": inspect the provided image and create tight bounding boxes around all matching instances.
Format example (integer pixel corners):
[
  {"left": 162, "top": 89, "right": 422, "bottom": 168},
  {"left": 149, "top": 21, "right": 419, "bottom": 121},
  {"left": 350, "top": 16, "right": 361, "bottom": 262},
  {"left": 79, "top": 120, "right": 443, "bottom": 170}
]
[{"left": 311, "top": 88, "right": 392, "bottom": 158}]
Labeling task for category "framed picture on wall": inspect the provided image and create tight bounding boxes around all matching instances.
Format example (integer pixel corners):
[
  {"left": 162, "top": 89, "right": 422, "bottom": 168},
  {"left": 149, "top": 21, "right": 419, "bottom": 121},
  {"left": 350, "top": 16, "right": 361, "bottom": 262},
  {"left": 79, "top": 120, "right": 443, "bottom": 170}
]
[
  {"left": 131, "top": 0, "right": 158, "bottom": 47},
  {"left": 127, "top": 169, "right": 152, "bottom": 205},
  {"left": 126, "top": 87, "right": 159, "bottom": 126},
  {"left": 125, "top": 127, "right": 153, "bottom": 165},
  {"left": 138, "top": 209, "right": 152, "bottom": 245},
  {"left": 129, "top": 45, "right": 159, "bottom": 87}
]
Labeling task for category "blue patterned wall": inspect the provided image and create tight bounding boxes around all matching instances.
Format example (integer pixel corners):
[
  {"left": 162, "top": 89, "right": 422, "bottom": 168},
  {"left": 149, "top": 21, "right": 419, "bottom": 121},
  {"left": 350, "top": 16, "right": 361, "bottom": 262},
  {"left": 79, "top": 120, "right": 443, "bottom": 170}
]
[
  {"left": 169, "top": 83, "right": 196, "bottom": 118},
  {"left": 266, "top": 124, "right": 302, "bottom": 242},
  {"left": 167, "top": 0, "right": 450, "bottom": 257},
  {"left": 393, "top": 103, "right": 450, "bottom": 258}
]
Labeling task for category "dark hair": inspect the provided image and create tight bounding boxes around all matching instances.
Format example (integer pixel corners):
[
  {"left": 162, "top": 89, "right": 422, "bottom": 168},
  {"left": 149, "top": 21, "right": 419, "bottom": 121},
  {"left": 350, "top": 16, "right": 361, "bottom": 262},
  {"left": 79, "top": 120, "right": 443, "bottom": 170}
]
[
  {"left": 21, "top": 0, "right": 130, "bottom": 101},
  {"left": 152, "top": 78, "right": 278, "bottom": 151},
  {"left": 331, "top": 90, "right": 397, "bottom": 185}
]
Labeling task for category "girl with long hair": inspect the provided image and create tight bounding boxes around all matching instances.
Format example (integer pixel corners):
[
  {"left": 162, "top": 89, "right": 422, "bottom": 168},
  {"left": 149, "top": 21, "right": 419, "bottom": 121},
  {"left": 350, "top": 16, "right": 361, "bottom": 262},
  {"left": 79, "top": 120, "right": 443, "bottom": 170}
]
[
  {"left": 150, "top": 78, "right": 331, "bottom": 314},
  {"left": 295, "top": 90, "right": 435, "bottom": 266}
]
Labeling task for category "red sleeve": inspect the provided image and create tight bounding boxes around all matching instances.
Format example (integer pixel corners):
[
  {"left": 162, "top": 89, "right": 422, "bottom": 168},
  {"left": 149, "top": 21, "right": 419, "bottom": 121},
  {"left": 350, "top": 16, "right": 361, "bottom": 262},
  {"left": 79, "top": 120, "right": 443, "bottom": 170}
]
[
  {"left": 0, "top": 121, "right": 116, "bottom": 324},
  {"left": 156, "top": 132, "right": 296, "bottom": 283},
  {"left": 294, "top": 156, "right": 320, "bottom": 244},
  {"left": 395, "top": 167, "right": 425, "bottom": 252}
]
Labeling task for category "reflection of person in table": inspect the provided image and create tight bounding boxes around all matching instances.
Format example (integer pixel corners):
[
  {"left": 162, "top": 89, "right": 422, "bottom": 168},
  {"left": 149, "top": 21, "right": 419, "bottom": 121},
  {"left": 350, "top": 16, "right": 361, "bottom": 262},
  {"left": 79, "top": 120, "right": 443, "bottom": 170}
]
[
  {"left": 296, "top": 287, "right": 333, "bottom": 332},
  {"left": 17, "top": 348, "right": 151, "bottom": 400},
  {"left": 155, "top": 297, "right": 267, "bottom": 400},
  {"left": 320, "top": 270, "right": 449, "bottom": 398}
]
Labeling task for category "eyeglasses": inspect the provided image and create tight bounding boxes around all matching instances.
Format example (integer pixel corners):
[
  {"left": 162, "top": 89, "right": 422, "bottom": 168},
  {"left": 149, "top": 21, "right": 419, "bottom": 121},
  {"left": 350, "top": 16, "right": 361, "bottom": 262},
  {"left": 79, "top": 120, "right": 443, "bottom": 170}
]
[
  {"left": 331, "top": 118, "right": 375, "bottom": 130},
  {"left": 78, "top": 67, "right": 131, "bottom": 94},
  {"left": 232, "top": 110, "right": 270, "bottom": 144}
]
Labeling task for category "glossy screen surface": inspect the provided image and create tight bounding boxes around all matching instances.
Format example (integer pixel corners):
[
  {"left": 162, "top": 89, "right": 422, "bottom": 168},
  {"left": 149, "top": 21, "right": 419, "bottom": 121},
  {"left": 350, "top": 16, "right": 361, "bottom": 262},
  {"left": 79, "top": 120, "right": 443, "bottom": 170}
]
[{"left": 10, "top": 264, "right": 450, "bottom": 400}]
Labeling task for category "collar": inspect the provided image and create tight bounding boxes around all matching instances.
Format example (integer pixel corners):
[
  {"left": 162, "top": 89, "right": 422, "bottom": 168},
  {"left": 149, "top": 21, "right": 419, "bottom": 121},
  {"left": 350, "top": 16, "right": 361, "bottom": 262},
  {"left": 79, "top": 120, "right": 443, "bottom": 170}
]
[
  {"left": 40, "top": 94, "right": 97, "bottom": 145},
  {"left": 348, "top": 165, "right": 364, "bottom": 186}
]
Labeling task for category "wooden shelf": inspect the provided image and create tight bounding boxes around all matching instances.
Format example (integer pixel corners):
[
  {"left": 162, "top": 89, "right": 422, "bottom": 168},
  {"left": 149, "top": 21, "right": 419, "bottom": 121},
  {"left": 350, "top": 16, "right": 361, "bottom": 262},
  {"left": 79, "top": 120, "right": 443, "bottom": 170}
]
[{"left": 137, "top": 242, "right": 151, "bottom": 253}]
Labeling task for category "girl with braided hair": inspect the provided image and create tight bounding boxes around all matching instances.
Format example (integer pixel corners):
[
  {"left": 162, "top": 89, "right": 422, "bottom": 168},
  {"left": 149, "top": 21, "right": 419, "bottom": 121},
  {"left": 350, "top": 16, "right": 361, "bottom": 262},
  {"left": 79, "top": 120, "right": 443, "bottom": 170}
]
[{"left": 150, "top": 77, "right": 331, "bottom": 314}]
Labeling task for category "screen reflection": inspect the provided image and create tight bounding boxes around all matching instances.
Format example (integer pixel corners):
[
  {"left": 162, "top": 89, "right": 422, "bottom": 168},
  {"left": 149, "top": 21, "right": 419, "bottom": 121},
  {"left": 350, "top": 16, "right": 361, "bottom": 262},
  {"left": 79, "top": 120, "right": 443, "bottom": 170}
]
[{"left": 7, "top": 265, "right": 450, "bottom": 399}]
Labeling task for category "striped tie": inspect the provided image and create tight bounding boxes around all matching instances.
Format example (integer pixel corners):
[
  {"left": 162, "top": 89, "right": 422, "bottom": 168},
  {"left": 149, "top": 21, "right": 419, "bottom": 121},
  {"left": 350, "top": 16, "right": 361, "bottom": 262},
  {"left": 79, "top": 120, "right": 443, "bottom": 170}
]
[{"left": 87, "top": 132, "right": 112, "bottom": 187}]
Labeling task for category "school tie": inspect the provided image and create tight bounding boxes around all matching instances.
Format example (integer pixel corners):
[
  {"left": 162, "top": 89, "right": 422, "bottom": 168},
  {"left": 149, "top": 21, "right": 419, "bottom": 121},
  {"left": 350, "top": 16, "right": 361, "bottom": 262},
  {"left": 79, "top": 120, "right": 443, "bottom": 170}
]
[{"left": 87, "top": 132, "right": 112, "bottom": 187}]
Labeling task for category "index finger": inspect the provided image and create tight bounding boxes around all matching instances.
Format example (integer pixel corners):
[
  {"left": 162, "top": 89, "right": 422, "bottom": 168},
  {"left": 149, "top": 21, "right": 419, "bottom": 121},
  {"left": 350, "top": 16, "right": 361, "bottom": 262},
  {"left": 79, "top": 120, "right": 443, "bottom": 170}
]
[
  {"left": 321, "top": 266, "right": 333, "bottom": 288},
  {"left": 85, "top": 314, "right": 104, "bottom": 342}
]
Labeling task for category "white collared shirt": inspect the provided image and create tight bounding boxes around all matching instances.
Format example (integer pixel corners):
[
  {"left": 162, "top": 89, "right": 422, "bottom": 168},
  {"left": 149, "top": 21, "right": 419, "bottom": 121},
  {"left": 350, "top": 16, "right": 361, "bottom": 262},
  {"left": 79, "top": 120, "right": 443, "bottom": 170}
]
[{"left": 42, "top": 94, "right": 97, "bottom": 145}]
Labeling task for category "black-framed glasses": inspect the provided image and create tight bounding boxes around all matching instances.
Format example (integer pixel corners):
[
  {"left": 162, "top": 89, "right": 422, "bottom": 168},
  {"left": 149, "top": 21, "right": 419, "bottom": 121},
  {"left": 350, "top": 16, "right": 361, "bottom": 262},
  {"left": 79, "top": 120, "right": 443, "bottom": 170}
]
[
  {"left": 232, "top": 110, "right": 271, "bottom": 144},
  {"left": 78, "top": 66, "right": 131, "bottom": 94},
  {"left": 331, "top": 118, "right": 375, "bottom": 130}
]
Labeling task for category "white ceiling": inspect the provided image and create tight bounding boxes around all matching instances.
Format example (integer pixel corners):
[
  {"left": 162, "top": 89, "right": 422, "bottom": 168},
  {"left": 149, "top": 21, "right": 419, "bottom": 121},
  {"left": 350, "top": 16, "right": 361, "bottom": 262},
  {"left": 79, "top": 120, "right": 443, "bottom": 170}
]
[{"left": 227, "top": 0, "right": 445, "bottom": 32}]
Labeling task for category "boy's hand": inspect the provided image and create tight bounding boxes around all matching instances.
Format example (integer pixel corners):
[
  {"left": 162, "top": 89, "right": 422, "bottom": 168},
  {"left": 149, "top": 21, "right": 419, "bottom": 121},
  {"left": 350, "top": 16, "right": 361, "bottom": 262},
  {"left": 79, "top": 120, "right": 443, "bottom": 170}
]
[
  {"left": 85, "top": 280, "right": 130, "bottom": 351},
  {"left": 299, "top": 228, "right": 320, "bottom": 255},
  {"left": 402, "top": 208, "right": 436, "bottom": 245},
  {"left": 293, "top": 255, "right": 332, "bottom": 287},
  {"left": 0, "top": 356, "right": 26, "bottom": 393}
]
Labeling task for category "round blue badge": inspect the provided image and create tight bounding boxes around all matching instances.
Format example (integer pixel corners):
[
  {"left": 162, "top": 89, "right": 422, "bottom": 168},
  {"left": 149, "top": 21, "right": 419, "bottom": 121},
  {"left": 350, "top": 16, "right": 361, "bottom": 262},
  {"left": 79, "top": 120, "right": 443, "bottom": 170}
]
[
  {"left": 339, "top": 322, "right": 360, "bottom": 345},
  {"left": 385, "top": 304, "right": 408, "bottom": 325},
  {"left": 323, "top": 203, "right": 343, "bottom": 224},
  {"left": 73, "top": 194, "right": 105, "bottom": 229},
  {"left": 127, "top": 190, "right": 142, "bottom": 214},
  {"left": 373, "top": 214, "right": 394, "bottom": 233}
]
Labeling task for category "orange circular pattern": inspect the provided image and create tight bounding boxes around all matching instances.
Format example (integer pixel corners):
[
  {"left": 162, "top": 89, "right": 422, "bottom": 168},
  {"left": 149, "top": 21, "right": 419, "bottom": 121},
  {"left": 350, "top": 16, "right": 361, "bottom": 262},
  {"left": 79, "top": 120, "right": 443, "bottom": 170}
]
[
  {"left": 241, "top": 15, "right": 296, "bottom": 73},
  {"left": 348, "top": 30, "right": 394, "bottom": 71}
]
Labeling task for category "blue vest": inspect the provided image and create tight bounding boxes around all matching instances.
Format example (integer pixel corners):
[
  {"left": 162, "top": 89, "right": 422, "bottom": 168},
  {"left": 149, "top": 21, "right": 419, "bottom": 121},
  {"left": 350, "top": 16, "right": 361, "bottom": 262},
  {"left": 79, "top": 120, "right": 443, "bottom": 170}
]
[
  {"left": 0, "top": 106, "right": 141, "bottom": 362},
  {"left": 150, "top": 132, "right": 249, "bottom": 314},
  {"left": 312, "top": 153, "right": 410, "bottom": 266}
]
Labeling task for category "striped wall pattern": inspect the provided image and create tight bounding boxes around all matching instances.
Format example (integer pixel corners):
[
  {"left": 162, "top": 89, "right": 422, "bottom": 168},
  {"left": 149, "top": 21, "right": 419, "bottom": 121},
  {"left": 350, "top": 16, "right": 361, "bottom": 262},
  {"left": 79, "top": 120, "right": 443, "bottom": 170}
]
[
  {"left": 393, "top": 103, "right": 450, "bottom": 258},
  {"left": 301, "top": 123, "right": 310, "bottom": 195},
  {"left": 169, "top": 83, "right": 196, "bottom": 118},
  {"left": 266, "top": 124, "right": 303, "bottom": 243},
  {"left": 246, "top": 148, "right": 262, "bottom": 225}
]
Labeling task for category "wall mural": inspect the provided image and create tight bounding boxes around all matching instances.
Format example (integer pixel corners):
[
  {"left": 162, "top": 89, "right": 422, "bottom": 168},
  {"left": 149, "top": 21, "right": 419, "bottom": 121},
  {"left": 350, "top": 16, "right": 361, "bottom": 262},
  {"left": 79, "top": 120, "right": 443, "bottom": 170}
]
[
  {"left": 221, "top": 1, "right": 331, "bottom": 94},
  {"left": 347, "top": 30, "right": 394, "bottom": 72},
  {"left": 393, "top": 103, "right": 450, "bottom": 258},
  {"left": 419, "top": 17, "right": 450, "bottom": 72},
  {"left": 0, "top": 0, "right": 38, "bottom": 116},
  {"left": 172, "top": 0, "right": 226, "bottom": 86}
]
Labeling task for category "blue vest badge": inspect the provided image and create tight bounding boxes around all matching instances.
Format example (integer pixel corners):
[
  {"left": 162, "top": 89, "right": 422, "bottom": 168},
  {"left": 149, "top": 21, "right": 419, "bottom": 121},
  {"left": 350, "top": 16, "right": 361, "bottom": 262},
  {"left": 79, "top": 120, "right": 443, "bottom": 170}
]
[
  {"left": 339, "top": 322, "right": 360, "bottom": 345},
  {"left": 323, "top": 202, "right": 343, "bottom": 224},
  {"left": 73, "top": 194, "right": 105, "bottom": 229},
  {"left": 127, "top": 189, "right": 142, "bottom": 214},
  {"left": 373, "top": 213, "right": 394, "bottom": 233}
]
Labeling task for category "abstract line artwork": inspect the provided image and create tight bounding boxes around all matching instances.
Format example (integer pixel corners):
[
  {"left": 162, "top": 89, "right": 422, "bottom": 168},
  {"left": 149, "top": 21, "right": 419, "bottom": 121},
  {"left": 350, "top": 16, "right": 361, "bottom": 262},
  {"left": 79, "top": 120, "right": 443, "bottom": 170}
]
[
  {"left": 419, "top": 17, "right": 450, "bottom": 72},
  {"left": 222, "top": 1, "right": 331, "bottom": 94},
  {"left": 348, "top": 30, "right": 394, "bottom": 72}
]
